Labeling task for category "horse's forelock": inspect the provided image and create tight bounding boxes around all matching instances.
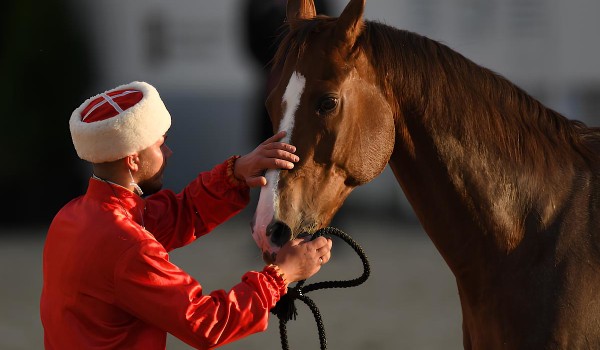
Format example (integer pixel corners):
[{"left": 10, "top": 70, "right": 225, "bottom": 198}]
[{"left": 272, "top": 16, "right": 337, "bottom": 75}]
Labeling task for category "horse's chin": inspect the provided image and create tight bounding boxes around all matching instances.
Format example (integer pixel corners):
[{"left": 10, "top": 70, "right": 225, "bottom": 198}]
[
  {"left": 252, "top": 227, "right": 281, "bottom": 264},
  {"left": 262, "top": 250, "right": 278, "bottom": 265}
]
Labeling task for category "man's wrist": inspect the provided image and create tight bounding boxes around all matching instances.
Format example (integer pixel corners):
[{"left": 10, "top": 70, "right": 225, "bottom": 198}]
[
  {"left": 267, "top": 264, "right": 288, "bottom": 285},
  {"left": 262, "top": 264, "right": 289, "bottom": 295},
  {"left": 226, "top": 155, "right": 245, "bottom": 186}
]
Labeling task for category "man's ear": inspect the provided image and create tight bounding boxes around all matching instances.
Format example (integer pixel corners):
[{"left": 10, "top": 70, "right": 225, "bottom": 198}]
[{"left": 125, "top": 154, "right": 140, "bottom": 172}]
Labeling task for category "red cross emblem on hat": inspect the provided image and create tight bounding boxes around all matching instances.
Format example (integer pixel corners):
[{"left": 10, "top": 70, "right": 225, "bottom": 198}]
[{"left": 69, "top": 81, "right": 171, "bottom": 163}]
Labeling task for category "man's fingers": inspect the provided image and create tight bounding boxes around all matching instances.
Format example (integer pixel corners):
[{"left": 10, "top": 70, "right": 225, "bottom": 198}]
[
  {"left": 246, "top": 176, "right": 267, "bottom": 188},
  {"left": 310, "top": 236, "right": 331, "bottom": 249},
  {"left": 272, "top": 158, "right": 295, "bottom": 170},
  {"left": 319, "top": 251, "right": 331, "bottom": 264},
  {"left": 257, "top": 148, "right": 298, "bottom": 163},
  {"left": 263, "top": 141, "right": 296, "bottom": 153},
  {"left": 255, "top": 158, "right": 294, "bottom": 173},
  {"left": 262, "top": 131, "right": 287, "bottom": 145}
]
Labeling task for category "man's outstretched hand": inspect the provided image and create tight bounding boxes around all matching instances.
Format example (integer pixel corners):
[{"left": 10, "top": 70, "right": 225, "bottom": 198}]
[{"left": 234, "top": 131, "right": 300, "bottom": 187}]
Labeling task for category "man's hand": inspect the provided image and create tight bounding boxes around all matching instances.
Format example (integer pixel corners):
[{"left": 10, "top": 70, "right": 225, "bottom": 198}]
[
  {"left": 274, "top": 236, "right": 333, "bottom": 283},
  {"left": 234, "top": 131, "right": 300, "bottom": 187}
]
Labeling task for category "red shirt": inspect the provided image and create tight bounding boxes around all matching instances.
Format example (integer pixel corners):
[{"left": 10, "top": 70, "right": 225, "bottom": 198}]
[{"left": 41, "top": 158, "right": 287, "bottom": 349}]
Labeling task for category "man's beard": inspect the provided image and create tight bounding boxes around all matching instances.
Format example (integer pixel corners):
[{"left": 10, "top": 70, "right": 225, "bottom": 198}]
[{"left": 139, "top": 168, "right": 165, "bottom": 196}]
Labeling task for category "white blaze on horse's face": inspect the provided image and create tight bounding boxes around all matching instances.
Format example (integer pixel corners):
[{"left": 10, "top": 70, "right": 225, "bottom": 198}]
[{"left": 252, "top": 72, "right": 306, "bottom": 260}]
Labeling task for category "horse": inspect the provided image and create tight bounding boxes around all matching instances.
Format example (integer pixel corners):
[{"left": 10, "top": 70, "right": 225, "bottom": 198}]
[{"left": 250, "top": 0, "right": 600, "bottom": 348}]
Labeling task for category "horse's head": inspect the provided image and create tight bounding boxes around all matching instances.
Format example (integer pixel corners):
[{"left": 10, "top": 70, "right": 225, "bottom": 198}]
[{"left": 251, "top": 0, "right": 395, "bottom": 263}]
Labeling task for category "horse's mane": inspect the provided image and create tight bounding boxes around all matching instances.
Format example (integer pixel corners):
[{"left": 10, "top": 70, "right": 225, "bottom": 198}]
[
  {"left": 273, "top": 17, "right": 600, "bottom": 167},
  {"left": 363, "top": 21, "right": 600, "bottom": 166}
]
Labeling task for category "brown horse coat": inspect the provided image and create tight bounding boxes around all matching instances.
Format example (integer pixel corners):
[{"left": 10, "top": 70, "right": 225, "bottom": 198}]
[{"left": 251, "top": 0, "right": 600, "bottom": 348}]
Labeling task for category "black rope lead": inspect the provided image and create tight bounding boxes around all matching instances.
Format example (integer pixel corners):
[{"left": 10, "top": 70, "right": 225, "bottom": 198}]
[{"left": 270, "top": 227, "right": 371, "bottom": 350}]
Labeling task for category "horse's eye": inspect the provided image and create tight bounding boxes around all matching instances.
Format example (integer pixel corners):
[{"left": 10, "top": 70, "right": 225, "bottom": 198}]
[{"left": 317, "top": 96, "right": 338, "bottom": 116}]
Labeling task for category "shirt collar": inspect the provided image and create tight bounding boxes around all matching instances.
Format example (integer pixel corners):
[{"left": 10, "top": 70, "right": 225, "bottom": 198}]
[{"left": 86, "top": 177, "right": 146, "bottom": 224}]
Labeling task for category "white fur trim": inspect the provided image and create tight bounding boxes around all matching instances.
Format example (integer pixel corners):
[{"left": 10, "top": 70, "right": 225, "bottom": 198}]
[{"left": 69, "top": 81, "right": 171, "bottom": 163}]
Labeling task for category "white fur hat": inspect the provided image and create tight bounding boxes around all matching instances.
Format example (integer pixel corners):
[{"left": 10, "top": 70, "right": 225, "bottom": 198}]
[{"left": 70, "top": 81, "right": 171, "bottom": 163}]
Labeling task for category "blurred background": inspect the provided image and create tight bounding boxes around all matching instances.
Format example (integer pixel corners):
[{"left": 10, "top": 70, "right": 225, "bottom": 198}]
[{"left": 1, "top": 0, "right": 599, "bottom": 349}]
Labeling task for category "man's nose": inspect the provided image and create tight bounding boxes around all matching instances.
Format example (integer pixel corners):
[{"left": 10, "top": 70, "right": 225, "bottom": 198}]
[{"left": 163, "top": 145, "right": 173, "bottom": 158}]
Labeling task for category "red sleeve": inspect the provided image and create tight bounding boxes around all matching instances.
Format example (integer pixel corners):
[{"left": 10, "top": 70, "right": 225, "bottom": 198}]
[
  {"left": 143, "top": 156, "right": 250, "bottom": 251},
  {"left": 114, "top": 239, "right": 287, "bottom": 349}
]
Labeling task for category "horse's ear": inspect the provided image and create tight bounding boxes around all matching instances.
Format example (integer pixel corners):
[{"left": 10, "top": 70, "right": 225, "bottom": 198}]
[
  {"left": 286, "top": 0, "right": 317, "bottom": 28},
  {"left": 334, "top": 0, "right": 365, "bottom": 49}
]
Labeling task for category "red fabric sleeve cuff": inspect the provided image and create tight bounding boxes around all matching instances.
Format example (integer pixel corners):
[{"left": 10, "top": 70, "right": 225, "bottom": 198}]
[
  {"left": 225, "top": 155, "right": 247, "bottom": 188},
  {"left": 262, "top": 265, "right": 288, "bottom": 297}
]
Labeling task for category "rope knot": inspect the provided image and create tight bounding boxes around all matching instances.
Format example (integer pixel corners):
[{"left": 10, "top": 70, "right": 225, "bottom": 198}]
[{"left": 271, "top": 286, "right": 301, "bottom": 321}]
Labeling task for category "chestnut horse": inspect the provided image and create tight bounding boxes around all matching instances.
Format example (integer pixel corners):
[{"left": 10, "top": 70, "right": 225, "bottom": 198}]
[{"left": 251, "top": 0, "right": 600, "bottom": 348}]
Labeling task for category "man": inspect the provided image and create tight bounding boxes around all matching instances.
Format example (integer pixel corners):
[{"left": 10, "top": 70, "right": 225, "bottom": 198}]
[{"left": 40, "top": 81, "right": 332, "bottom": 349}]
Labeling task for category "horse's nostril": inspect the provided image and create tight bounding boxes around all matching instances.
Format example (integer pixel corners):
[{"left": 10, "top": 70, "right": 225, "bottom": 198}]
[{"left": 267, "top": 221, "right": 292, "bottom": 247}]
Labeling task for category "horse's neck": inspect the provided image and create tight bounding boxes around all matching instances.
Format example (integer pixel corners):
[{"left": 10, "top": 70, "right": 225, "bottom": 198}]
[{"left": 387, "top": 102, "right": 582, "bottom": 273}]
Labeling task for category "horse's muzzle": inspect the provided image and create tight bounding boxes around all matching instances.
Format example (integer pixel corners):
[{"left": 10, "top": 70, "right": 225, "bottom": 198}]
[{"left": 266, "top": 220, "right": 293, "bottom": 247}]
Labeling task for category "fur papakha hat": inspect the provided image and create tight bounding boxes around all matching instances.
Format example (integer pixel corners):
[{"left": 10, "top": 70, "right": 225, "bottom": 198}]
[{"left": 69, "top": 81, "right": 171, "bottom": 163}]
